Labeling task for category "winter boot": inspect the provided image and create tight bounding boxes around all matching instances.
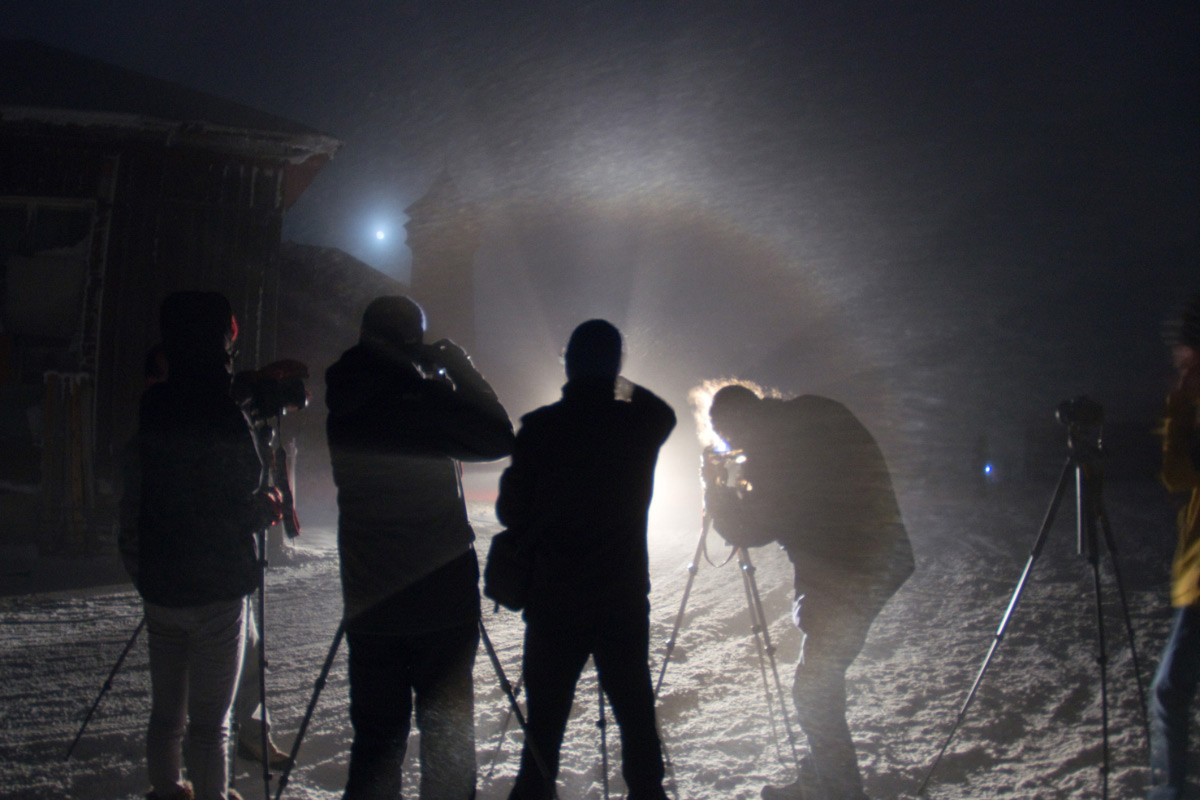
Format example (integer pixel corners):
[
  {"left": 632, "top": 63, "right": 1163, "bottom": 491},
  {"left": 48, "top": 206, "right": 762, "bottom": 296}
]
[
  {"left": 145, "top": 781, "right": 194, "bottom": 800},
  {"left": 237, "top": 734, "right": 290, "bottom": 767},
  {"left": 761, "top": 778, "right": 808, "bottom": 800}
]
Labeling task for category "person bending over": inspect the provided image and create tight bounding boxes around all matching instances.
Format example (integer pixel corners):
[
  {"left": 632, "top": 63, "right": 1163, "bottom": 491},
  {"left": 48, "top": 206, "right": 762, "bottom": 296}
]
[{"left": 702, "top": 382, "right": 913, "bottom": 800}]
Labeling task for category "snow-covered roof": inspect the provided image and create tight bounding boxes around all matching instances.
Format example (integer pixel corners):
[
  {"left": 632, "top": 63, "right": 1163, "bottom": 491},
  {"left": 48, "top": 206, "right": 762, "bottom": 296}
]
[{"left": 0, "top": 39, "right": 341, "bottom": 164}]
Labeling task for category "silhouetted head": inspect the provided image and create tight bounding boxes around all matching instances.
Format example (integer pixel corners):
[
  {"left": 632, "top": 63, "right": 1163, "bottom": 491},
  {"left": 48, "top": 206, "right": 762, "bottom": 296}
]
[
  {"left": 361, "top": 296, "right": 426, "bottom": 348},
  {"left": 565, "top": 319, "right": 622, "bottom": 381},
  {"left": 709, "top": 383, "right": 761, "bottom": 444},
  {"left": 159, "top": 291, "right": 236, "bottom": 378}
]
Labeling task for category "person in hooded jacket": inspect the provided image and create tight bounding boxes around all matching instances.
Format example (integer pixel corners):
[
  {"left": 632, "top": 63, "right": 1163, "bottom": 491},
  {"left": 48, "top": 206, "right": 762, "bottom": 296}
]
[
  {"left": 702, "top": 382, "right": 913, "bottom": 800},
  {"left": 326, "top": 296, "right": 514, "bottom": 800},
  {"left": 497, "top": 319, "right": 676, "bottom": 800},
  {"left": 136, "top": 291, "right": 281, "bottom": 800}
]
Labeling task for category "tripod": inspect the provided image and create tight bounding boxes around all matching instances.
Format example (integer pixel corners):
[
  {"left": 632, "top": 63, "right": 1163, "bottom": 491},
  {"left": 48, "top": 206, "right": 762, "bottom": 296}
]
[
  {"left": 917, "top": 408, "right": 1149, "bottom": 799},
  {"left": 275, "top": 619, "right": 560, "bottom": 800},
  {"left": 655, "top": 511, "right": 802, "bottom": 775},
  {"left": 243, "top": 411, "right": 302, "bottom": 799},
  {"left": 274, "top": 622, "right": 343, "bottom": 800},
  {"left": 65, "top": 615, "right": 146, "bottom": 760}
]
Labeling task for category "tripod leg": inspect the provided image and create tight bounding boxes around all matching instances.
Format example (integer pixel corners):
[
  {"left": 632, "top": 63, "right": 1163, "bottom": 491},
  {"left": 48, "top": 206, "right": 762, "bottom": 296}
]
[
  {"left": 735, "top": 548, "right": 789, "bottom": 768},
  {"left": 65, "top": 615, "right": 146, "bottom": 760},
  {"left": 1096, "top": 502, "right": 1152, "bottom": 747},
  {"left": 739, "top": 548, "right": 802, "bottom": 775},
  {"left": 1087, "top": 551, "right": 1111, "bottom": 799},
  {"left": 597, "top": 681, "right": 610, "bottom": 800},
  {"left": 257, "top": 528, "right": 272, "bottom": 800},
  {"left": 483, "top": 672, "right": 524, "bottom": 782},
  {"left": 478, "top": 620, "right": 558, "bottom": 800},
  {"left": 917, "top": 457, "right": 1074, "bottom": 796},
  {"left": 274, "top": 622, "right": 344, "bottom": 800},
  {"left": 655, "top": 517, "right": 710, "bottom": 699}
]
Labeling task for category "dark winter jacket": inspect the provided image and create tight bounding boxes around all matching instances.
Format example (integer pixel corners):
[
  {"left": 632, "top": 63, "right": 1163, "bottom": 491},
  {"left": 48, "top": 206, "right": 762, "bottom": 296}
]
[
  {"left": 326, "top": 340, "right": 513, "bottom": 624},
  {"left": 135, "top": 375, "right": 266, "bottom": 608},
  {"left": 708, "top": 395, "right": 913, "bottom": 597},
  {"left": 496, "top": 378, "right": 676, "bottom": 630}
]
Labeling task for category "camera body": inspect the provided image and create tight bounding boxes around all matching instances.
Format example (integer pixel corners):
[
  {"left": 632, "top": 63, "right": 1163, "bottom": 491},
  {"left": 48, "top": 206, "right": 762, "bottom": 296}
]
[
  {"left": 233, "top": 359, "right": 310, "bottom": 421},
  {"left": 1056, "top": 395, "right": 1104, "bottom": 428},
  {"left": 702, "top": 445, "right": 752, "bottom": 497}
]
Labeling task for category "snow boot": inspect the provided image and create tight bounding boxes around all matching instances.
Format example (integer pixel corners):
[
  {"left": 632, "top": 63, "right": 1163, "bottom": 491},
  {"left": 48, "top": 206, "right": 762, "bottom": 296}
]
[
  {"left": 761, "top": 778, "right": 808, "bottom": 800},
  {"left": 145, "top": 782, "right": 194, "bottom": 800},
  {"left": 237, "top": 735, "right": 289, "bottom": 768}
]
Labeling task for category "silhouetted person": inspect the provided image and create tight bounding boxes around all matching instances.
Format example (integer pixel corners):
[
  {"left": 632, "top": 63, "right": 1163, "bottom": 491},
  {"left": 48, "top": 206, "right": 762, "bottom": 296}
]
[
  {"left": 136, "top": 292, "right": 281, "bottom": 800},
  {"left": 702, "top": 383, "right": 913, "bottom": 800},
  {"left": 1147, "top": 293, "right": 1200, "bottom": 800},
  {"left": 326, "top": 296, "right": 514, "bottom": 800},
  {"left": 497, "top": 319, "right": 675, "bottom": 800},
  {"left": 121, "top": 343, "right": 289, "bottom": 769}
]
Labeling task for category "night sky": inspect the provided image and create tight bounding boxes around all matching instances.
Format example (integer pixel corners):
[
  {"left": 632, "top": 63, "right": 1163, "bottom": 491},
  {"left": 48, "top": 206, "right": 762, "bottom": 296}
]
[{"left": 5, "top": 1, "right": 1198, "bottom": 513}]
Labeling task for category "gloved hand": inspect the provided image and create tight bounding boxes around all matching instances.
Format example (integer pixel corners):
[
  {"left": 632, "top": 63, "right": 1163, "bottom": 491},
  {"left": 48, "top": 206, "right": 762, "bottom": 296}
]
[
  {"left": 255, "top": 487, "right": 285, "bottom": 530},
  {"left": 429, "top": 339, "right": 473, "bottom": 372}
]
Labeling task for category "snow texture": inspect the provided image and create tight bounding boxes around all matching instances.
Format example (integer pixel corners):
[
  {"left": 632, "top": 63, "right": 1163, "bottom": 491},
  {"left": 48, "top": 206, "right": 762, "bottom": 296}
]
[{"left": 1, "top": 482, "right": 1197, "bottom": 800}]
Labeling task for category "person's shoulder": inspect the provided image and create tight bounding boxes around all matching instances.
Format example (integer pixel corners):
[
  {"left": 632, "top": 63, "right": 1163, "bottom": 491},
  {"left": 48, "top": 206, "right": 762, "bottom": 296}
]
[
  {"left": 519, "top": 400, "right": 563, "bottom": 429},
  {"left": 327, "top": 344, "right": 423, "bottom": 398},
  {"left": 629, "top": 383, "right": 676, "bottom": 423},
  {"left": 787, "top": 394, "right": 851, "bottom": 417},
  {"left": 788, "top": 393, "right": 836, "bottom": 407},
  {"left": 326, "top": 343, "right": 384, "bottom": 377}
]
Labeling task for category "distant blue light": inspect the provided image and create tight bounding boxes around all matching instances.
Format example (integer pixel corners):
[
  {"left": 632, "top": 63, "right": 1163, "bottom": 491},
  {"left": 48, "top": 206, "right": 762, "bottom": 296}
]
[{"left": 983, "top": 463, "right": 993, "bottom": 476}]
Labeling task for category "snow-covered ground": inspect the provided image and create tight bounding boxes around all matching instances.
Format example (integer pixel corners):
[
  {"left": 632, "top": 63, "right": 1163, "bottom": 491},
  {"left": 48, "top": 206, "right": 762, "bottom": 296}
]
[{"left": 1, "top": 481, "right": 1196, "bottom": 800}]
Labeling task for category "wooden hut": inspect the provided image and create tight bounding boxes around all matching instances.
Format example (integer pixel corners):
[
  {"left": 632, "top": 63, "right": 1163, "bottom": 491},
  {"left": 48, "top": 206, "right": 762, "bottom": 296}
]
[{"left": 0, "top": 39, "right": 341, "bottom": 555}]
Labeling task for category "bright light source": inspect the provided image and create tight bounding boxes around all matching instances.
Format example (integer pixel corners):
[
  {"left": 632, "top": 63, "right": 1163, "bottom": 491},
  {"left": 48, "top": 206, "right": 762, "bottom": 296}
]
[
  {"left": 376, "top": 230, "right": 386, "bottom": 241},
  {"left": 983, "top": 463, "right": 993, "bottom": 476}
]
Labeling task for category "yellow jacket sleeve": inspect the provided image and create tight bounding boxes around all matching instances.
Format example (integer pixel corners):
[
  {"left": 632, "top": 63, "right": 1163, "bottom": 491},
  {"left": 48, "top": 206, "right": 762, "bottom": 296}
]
[{"left": 1160, "top": 390, "right": 1200, "bottom": 607}]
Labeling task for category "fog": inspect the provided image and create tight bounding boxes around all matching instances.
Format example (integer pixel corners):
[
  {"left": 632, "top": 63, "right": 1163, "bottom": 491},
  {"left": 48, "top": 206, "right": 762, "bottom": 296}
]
[
  {"left": 2, "top": 3, "right": 1198, "bottom": 797},
  {"left": 9, "top": 4, "right": 1195, "bottom": 521}
]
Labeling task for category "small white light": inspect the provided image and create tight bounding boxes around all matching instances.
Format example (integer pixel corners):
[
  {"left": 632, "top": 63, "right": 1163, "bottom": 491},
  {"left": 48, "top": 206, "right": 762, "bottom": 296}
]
[{"left": 376, "top": 230, "right": 386, "bottom": 240}]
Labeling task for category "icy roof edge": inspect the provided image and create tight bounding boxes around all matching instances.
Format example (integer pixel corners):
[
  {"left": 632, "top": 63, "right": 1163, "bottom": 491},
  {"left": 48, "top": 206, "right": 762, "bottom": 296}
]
[{"left": 0, "top": 105, "right": 342, "bottom": 165}]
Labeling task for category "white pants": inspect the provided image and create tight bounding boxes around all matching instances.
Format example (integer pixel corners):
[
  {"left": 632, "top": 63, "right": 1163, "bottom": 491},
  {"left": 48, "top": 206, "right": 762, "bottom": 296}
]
[{"left": 144, "top": 598, "right": 246, "bottom": 800}]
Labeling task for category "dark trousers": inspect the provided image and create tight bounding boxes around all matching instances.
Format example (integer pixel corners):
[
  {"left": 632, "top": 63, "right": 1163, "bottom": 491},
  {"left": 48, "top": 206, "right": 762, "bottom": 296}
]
[
  {"left": 1148, "top": 605, "right": 1200, "bottom": 800},
  {"left": 343, "top": 621, "right": 479, "bottom": 800},
  {"left": 790, "top": 586, "right": 890, "bottom": 800},
  {"left": 509, "top": 615, "right": 667, "bottom": 800}
]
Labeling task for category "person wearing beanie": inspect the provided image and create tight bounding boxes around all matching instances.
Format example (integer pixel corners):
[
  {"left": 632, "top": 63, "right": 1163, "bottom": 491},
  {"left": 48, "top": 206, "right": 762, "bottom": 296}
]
[
  {"left": 701, "top": 381, "right": 912, "bottom": 800},
  {"left": 326, "top": 295, "right": 514, "bottom": 799},
  {"left": 497, "top": 319, "right": 676, "bottom": 800},
  {"left": 1147, "top": 293, "right": 1200, "bottom": 800},
  {"left": 136, "top": 291, "right": 281, "bottom": 800}
]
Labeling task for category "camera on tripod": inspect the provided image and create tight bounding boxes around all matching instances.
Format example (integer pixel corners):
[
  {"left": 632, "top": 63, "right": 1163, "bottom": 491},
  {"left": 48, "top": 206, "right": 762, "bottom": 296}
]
[
  {"left": 701, "top": 445, "right": 752, "bottom": 497},
  {"left": 1055, "top": 395, "right": 1104, "bottom": 428},
  {"left": 233, "top": 359, "right": 310, "bottom": 421}
]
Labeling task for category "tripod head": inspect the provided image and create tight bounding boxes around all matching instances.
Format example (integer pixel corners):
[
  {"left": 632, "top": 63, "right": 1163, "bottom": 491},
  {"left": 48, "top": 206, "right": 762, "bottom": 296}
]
[
  {"left": 1055, "top": 395, "right": 1109, "bottom": 559},
  {"left": 1056, "top": 395, "right": 1105, "bottom": 464}
]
